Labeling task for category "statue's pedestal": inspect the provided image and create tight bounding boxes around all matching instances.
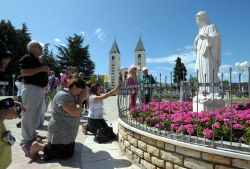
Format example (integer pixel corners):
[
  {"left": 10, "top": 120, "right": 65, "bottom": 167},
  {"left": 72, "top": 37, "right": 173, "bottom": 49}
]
[{"left": 193, "top": 95, "right": 225, "bottom": 112}]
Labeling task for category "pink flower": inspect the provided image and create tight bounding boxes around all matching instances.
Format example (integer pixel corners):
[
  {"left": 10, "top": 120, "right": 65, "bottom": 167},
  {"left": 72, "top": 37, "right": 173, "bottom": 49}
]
[
  {"left": 155, "top": 122, "right": 164, "bottom": 128},
  {"left": 184, "top": 124, "right": 195, "bottom": 134},
  {"left": 171, "top": 124, "right": 179, "bottom": 131},
  {"left": 246, "top": 120, "right": 250, "bottom": 125},
  {"left": 178, "top": 125, "right": 185, "bottom": 133},
  {"left": 203, "top": 128, "right": 213, "bottom": 138},
  {"left": 233, "top": 124, "right": 244, "bottom": 130},
  {"left": 145, "top": 117, "right": 151, "bottom": 122},
  {"left": 240, "top": 136, "right": 245, "bottom": 142},
  {"left": 201, "top": 117, "right": 210, "bottom": 122},
  {"left": 212, "top": 122, "right": 220, "bottom": 129}
]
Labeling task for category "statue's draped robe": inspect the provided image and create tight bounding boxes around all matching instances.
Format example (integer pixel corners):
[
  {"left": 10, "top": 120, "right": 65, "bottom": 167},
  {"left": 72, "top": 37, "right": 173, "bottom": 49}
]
[{"left": 195, "top": 24, "right": 221, "bottom": 94}]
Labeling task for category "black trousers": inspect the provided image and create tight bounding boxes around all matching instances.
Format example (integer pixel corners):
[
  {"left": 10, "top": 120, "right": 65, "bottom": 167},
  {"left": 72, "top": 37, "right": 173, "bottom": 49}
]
[
  {"left": 87, "top": 118, "right": 109, "bottom": 136},
  {"left": 43, "top": 142, "right": 75, "bottom": 161}
]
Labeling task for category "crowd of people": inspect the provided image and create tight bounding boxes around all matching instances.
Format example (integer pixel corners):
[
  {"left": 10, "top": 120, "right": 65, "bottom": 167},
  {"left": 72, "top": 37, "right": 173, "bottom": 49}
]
[
  {"left": 0, "top": 39, "right": 124, "bottom": 168},
  {"left": 0, "top": 39, "right": 156, "bottom": 168}
]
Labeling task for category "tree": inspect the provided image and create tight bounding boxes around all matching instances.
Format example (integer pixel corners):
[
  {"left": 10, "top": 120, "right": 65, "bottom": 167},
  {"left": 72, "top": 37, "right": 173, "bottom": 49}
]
[
  {"left": 189, "top": 76, "right": 198, "bottom": 86},
  {"left": 41, "top": 44, "right": 59, "bottom": 75},
  {"left": 0, "top": 20, "right": 31, "bottom": 80},
  {"left": 56, "top": 34, "right": 95, "bottom": 81},
  {"left": 88, "top": 75, "right": 104, "bottom": 87},
  {"left": 173, "top": 57, "right": 187, "bottom": 86}
]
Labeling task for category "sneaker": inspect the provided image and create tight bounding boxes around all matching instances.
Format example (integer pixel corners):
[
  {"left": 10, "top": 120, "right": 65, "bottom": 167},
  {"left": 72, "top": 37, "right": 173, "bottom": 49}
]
[{"left": 21, "top": 143, "right": 31, "bottom": 157}]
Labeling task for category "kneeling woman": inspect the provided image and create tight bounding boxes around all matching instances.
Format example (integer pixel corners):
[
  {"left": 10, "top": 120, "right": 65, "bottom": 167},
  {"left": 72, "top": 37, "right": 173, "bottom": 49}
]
[
  {"left": 87, "top": 84, "right": 119, "bottom": 140},
  {"left": 30, "top": 77, "right": 88, "bottom": 160}
]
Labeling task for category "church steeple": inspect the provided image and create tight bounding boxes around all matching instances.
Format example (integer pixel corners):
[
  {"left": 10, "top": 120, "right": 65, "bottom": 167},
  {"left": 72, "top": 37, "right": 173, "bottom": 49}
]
[
  {"left": 134, "top": 36, "right": 146, "bottom": 77},
  {"left": 109, "top": 38, "right": 120, "bottom": 54},
  {"left": 135, "top": 36, "right": 145, "bottom": 51},
  {"left": 109, "top": 38, "right": 120, "bottom": 89}
]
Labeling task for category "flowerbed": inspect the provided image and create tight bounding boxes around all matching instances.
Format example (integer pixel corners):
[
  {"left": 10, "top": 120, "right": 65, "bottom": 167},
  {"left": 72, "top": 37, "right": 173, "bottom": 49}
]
[{"left": 130, "top": 102, "right": 250, "bottom": 143}]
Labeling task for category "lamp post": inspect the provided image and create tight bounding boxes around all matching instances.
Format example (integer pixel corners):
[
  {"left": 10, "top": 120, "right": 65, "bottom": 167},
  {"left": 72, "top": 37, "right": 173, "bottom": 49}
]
[
  {"left": 235, "top": 61, "right": 249, "bottom": 93},
  {"left": 12, "top": 74, "right": 15, "bottom": 96}
]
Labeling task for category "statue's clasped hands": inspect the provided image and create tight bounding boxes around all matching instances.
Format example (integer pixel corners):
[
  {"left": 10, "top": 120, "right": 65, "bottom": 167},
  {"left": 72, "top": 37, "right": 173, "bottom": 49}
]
[{"left": 199, "top": 34, "right": 208, "bottom": 40}]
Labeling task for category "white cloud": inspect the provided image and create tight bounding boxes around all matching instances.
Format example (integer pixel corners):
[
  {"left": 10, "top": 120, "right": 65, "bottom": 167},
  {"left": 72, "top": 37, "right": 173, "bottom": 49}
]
[
  {"left": 186, "top": 62, "right": 196, "bottom": 71},
  {"left": 80, "top": 31, "right": 85, "bottom": 35},
  {"left": 54, "top": 38, "right": 61, "bottom": 43},
  {"left": 95, "top": 28, "right": 101, "bottom": 34},
  {"left": 223, "top": 71, "right": 239, "bottom": 81},
  {"left": 224, "top": 51, "right": 233, "bottom": 56},
  {"left": 94, "top": 28, "right": 106, "bottom": 41},
  {"left": 146, "top": 47, "right": 197, "bottom": 79},
  {"left": 219, "top": 64, "right": 232, "bottom": 72},
  {"left": 97, "top": 32, "right": 106, "bottom": 40},
  {"left": 147, "top": 50, "right": 196, "bottom": 65},
  {"left": 184, "top": 45, "right": 194, "bottom": 50},
  {"left": 60, "top": 43, "right": 66, "bottom": 47}
]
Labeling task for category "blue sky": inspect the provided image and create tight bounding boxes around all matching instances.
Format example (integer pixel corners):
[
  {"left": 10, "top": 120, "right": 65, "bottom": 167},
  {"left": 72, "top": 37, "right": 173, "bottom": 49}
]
[{"left": 0, "top": 0, "right": 249, "bottom": 82}]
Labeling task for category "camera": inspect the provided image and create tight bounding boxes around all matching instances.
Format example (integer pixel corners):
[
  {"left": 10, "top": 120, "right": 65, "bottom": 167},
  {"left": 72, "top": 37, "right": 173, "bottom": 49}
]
[
  {"left": 0, "top": 98, "right": 22, "bottom": 116},
  {"left": 2, "top": 130, "right": 16, "bottom": 146}
]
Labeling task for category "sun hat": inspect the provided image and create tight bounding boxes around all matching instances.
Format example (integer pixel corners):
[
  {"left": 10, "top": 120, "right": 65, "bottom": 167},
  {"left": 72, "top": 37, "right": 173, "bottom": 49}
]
[
  {"left": 128, "top": 65, "right": 140, "bottom": 73},
  {"left": 142, "top": 66, "right": 148, "bottom": 71}
]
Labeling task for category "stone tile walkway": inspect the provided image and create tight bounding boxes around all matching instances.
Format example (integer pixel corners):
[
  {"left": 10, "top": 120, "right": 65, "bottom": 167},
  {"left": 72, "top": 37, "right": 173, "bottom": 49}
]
[{"left": 3, "top": 96, "right": 140, "bottom": 169}]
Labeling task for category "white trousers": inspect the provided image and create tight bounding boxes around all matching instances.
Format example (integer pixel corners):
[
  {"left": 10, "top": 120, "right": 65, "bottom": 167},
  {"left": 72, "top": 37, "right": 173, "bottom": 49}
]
[{"left": 21, "top": 84, "right": 45, "bottom": 141}]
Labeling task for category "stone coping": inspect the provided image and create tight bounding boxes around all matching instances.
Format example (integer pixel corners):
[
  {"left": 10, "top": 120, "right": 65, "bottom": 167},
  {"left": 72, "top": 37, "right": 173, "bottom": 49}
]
[{"left": 118, "top": 118, "right": 250, "bottom": 161}]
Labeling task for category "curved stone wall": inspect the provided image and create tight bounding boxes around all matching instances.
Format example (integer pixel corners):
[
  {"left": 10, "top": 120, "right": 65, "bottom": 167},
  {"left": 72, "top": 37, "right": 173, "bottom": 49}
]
[{"left": 118, "top": 119, "right": 250, "bottom": 169}]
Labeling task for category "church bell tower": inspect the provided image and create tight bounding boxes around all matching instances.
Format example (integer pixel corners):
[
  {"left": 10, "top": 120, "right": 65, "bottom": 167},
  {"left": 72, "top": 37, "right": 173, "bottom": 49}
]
[
  {"left": 135, "top": 36, "right": 146, "bottom": 77},
  {"left": 109, "top": 39, "right": 120, "bottom": 88}
]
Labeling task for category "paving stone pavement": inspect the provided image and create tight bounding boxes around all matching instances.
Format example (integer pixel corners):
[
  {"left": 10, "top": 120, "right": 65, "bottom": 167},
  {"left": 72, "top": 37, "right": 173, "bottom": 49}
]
[{"left": 3, "top": 96, "right": 140, "bottom": 169}]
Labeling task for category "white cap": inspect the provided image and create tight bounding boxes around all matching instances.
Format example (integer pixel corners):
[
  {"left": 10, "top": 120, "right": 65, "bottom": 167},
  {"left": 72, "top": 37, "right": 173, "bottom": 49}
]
[{"left": 142, "top": 66, "right": 148, "bottom": 71}]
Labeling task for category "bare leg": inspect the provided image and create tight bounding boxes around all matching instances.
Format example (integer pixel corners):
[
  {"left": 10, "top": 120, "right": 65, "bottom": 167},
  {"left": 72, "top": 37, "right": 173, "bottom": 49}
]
[{"left": 30, "top": 141, "right": 45, "bottom": 159}]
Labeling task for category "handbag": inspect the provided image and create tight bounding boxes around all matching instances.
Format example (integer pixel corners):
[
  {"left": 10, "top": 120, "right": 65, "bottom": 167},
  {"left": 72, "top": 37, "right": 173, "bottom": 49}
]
[{"left": 94, "top": 127, "right": 116, "bottom": 143}]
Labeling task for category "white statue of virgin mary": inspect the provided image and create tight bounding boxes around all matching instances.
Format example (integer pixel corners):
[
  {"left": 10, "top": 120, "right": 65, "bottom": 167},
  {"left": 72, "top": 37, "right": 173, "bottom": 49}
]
[{"left": 194, "top": 11, "right": 221, "bottom": 95}]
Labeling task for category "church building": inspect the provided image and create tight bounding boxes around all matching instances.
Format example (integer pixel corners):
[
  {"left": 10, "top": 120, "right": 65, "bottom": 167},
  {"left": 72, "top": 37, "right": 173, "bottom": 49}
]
[{"left": 108, "top": 37, "right": 146, "bottom": 88}]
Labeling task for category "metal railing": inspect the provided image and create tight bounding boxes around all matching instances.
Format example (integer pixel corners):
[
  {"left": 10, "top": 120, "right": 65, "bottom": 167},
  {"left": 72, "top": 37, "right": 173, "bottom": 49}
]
[{"left": 118, "top": 68, "right": 250, "bottom": 155}]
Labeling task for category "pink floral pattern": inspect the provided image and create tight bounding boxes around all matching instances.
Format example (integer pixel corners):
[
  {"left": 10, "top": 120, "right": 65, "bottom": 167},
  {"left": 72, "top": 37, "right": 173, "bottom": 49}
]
[{"left": 130, "top": 102, "right": 250, "bottom": 143}]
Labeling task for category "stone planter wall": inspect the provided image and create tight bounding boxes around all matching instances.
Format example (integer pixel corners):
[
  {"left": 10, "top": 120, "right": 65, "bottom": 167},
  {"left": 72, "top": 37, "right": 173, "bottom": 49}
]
[{"left": 118, "top": 119, "right": 250, "bottom": 169}]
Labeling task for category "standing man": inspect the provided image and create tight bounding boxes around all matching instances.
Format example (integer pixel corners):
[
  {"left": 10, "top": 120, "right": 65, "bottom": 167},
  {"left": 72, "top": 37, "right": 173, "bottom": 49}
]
[
  {"left": 19, "top": 41, "right": 49, "bottom": 153},
  {"left": 139, "top": 67, "right": 155, "bottom": 104}
]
